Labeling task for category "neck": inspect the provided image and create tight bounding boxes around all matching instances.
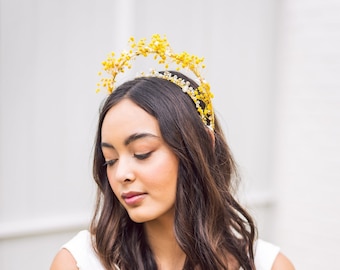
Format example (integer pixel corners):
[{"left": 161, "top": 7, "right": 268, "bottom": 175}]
[{"left": 144, "top": 215, "right": 186, "bottom": 270}]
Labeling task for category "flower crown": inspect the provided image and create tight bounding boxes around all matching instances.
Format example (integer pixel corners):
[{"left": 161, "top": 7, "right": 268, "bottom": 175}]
[{"left": 96, "top": 34, "right": 215, "bottom": 130}]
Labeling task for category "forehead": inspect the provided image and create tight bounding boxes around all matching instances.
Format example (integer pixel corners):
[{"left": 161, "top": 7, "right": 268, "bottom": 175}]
[{"left": 101, "top": 99, "right": 161, "bottom": 139}]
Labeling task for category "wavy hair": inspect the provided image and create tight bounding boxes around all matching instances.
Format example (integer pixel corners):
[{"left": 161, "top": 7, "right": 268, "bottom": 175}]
[{"left": 90, "top": 72, "right": 256, "bottom": 269}]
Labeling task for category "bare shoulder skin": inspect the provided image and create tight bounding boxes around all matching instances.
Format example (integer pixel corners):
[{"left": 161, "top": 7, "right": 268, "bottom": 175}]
[
  {"left": 50, "top": 249, "right": 78, "bottom": 270},
  {"left": 272, "top": 252, "right": 295, "bottom": 270}
]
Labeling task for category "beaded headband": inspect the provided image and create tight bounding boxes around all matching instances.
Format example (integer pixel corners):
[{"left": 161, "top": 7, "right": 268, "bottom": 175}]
[{"left": 96, "top": 34, "right": 215, "bottom": 130}]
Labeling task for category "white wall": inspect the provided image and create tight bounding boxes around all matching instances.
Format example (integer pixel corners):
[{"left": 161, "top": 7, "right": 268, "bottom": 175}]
[
  {"left": 1, "top": 0, "right": 338, "bottom": 269},
  {"left": 273, "top": 0, "right": 340, "bottom": 268},
  {"left": 0, "top": 0, "right": 115, "bottom": 268}
]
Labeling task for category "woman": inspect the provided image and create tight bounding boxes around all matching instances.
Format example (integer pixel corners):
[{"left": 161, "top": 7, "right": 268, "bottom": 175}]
[{"left": 51, "top": 35, "right": 294, "bottom": 270}]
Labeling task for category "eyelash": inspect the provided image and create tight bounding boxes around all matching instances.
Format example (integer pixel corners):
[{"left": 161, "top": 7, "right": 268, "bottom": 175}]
[
  {"left": 103, "top": 152, "right": 152, "bottom": 167},
  {"left": 134, "top": 151, "right": 152, "bottom": 160},
  {"left": 104, "top": 159, "right": 117, "bottom": 167}
]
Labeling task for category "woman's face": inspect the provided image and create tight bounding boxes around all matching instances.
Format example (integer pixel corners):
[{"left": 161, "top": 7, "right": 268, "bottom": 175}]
[{"left": 101, "top": 99, "right": 179, "bottom": 223}]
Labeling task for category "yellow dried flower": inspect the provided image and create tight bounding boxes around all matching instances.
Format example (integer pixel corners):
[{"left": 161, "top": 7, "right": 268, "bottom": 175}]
[{"left": 97, "top": 34, "right": 214, "bottom": 129}]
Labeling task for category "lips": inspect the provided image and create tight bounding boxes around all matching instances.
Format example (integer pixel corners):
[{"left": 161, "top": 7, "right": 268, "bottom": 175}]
[{"left": 121, "top": 191, "right": 147, "bottom": 206}]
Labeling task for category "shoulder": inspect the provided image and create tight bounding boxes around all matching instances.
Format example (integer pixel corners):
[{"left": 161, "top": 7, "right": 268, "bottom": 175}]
[
  {"left": 50, "top": 230, "right": 105, "bottom": 270},
  {"left": 50, "top": 248, "right": 78, "bottom": 270},
  {"left": 254, "top": 239, "right": 295, "bottom": 270},
  {"left": 271, "top": 252, "right": 295, "bottom": 270}
]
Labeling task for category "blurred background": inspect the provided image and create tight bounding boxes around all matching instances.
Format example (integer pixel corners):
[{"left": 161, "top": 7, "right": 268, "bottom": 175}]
[{"left": 0, "top": 0, "right": 339, "bottom": 269}]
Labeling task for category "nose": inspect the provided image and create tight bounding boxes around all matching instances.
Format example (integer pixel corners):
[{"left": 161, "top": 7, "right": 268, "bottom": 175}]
[{"left": 113, "top": 157, "right": 136, "bottom": 183}]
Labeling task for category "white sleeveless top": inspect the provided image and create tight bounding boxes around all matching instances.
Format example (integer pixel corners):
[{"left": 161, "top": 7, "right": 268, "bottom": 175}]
[{"left": 62, "top": 230, "right": 280, "bottom": 270}]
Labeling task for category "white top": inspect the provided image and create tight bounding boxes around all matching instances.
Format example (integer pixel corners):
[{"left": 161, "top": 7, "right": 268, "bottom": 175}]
[{"left": 62, "top": 230, "right": 280, "bottom": 270}]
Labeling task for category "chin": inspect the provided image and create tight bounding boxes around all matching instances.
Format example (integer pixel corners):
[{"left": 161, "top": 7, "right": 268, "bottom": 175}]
[
  {"left": 127, "top": 210, "right": 157, "bottom": 224},
  {"left": 128, "top": 215, "right": 151, "bottom": 223}
]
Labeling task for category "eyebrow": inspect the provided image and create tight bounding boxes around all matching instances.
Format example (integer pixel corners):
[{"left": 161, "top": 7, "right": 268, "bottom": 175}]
[{"left": 101, "top": 132, "right": 159, "bottom": 149}]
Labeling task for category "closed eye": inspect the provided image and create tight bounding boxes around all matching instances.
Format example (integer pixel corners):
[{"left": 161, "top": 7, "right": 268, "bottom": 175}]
[
  {"left": 134, "top": 152, "right": 152, "bottom": 160},
  {"left": 104, "top": 159, "right": 118, "bottom": 167}
]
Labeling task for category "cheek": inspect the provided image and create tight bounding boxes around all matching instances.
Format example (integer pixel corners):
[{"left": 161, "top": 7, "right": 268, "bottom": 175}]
[
  {"left": 146, "top": 154, "right": 179, "bottom": 190},
  {"left": 106, "top": 168, "right": 120, "bottom": 195}
]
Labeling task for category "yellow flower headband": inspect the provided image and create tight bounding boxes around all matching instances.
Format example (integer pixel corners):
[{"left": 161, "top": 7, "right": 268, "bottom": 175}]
[{"left": 96, "top": 34, "right": 214, "bottom": 130}]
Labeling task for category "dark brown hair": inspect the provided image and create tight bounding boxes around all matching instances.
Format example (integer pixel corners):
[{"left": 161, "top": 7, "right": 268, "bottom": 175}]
[{"left": 90, "top": 72, "right": 256, "bottom": 269}]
